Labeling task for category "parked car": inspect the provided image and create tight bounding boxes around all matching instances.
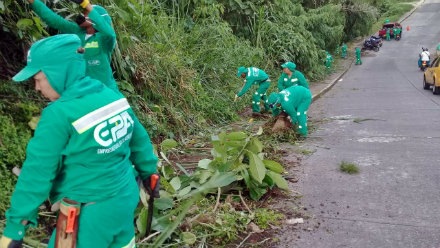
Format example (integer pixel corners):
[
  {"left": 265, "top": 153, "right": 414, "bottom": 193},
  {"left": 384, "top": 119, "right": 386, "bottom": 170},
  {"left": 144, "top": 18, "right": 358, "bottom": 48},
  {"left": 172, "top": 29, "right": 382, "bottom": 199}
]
[
  {"left": 423, "top": 56, "right": 440, "bottom": 94},
  {"left": 378, "top": 22, "right": 402, "bottom": 39}
]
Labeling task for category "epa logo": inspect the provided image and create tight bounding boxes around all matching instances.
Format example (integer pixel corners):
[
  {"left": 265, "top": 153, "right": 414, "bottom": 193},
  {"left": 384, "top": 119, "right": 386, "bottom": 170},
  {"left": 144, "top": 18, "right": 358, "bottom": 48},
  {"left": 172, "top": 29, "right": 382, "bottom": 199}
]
[{"left": 94, "top": 111, "right": 134, "bottom": 147}]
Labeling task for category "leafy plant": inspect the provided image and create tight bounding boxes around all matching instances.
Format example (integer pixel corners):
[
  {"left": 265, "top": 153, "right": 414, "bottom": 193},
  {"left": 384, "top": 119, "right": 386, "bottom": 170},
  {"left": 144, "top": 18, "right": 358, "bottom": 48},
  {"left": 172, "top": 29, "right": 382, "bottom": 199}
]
[{"left": 340, "top": 161, "right": 360, "bottom": 174}]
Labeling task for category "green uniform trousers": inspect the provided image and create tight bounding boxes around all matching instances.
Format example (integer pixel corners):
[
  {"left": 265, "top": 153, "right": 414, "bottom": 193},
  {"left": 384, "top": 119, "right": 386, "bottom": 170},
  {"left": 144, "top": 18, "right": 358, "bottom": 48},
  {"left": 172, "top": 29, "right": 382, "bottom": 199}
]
[
  {"left": 47, "top": 178, "right": 139, "bottom": 248},
  {"left": 252, "top": 81, "right": 271, "bottom": 113},
  {"left": 285, "top": 92, "right": 312, "bottom": 136}
]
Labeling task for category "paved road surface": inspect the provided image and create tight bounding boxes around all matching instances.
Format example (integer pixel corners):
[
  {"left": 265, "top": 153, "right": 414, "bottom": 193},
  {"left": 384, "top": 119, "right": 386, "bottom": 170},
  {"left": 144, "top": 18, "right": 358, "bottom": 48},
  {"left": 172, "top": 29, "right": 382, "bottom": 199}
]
[{"left": 279, "top": 1, "right": 440, "bottom": 247}]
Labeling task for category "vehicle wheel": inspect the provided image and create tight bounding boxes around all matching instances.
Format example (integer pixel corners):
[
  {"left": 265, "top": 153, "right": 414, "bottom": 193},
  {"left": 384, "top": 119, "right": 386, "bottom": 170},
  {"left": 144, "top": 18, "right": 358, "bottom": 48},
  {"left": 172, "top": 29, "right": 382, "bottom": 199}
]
[
  {"left": 374, "top": 46, "right": 379, "bottom": 52},
  {"left": 433, "top": 79, "right": 440, "bottom": 95},
  {"left": 423, "top": 77, "right": 430, "bottom": 90}
]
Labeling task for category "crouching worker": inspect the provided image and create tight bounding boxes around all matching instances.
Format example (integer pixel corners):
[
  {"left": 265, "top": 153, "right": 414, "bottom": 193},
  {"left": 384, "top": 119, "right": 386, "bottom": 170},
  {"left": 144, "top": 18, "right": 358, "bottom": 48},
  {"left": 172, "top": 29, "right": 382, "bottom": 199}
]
[
  {"left": 268, "top": 85, "right": 312, "bottom": 137},
  {"left": 235, "top": 67, "right": 271, "bottom": 117},
  {"left": 0, "top": 34, "right": 159, "bottom": 248}
]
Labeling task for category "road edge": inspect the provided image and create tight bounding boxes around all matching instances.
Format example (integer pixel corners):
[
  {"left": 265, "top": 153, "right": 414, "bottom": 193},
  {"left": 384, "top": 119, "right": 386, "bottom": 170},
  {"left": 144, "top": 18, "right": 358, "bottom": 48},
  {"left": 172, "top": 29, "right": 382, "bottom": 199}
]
[{"left": 311, "top": 58, "right": 354, "bottom": 103}]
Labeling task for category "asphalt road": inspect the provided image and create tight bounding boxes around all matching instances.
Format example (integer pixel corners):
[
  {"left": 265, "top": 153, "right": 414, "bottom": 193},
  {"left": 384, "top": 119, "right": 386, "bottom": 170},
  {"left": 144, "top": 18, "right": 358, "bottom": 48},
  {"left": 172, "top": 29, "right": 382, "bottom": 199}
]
[{"left": 281, "top": 1, "right": 440, "bottom": 247}]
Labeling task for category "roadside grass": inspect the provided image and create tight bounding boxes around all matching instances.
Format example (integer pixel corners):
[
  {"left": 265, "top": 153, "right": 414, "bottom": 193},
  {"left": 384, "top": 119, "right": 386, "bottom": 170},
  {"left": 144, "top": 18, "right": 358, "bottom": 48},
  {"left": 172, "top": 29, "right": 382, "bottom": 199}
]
[
  {"left": 340, "top": 161, "right": 360, "bottom": 174},
  {"left": 298, "top": 149, "right": 313, "bottom": 156}
]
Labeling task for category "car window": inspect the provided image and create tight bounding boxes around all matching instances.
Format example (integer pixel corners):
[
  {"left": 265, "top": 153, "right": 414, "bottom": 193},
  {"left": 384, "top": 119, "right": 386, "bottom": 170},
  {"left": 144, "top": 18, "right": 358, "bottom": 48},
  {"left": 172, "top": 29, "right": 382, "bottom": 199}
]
[{"left": 434, "top": 58, "right": 440, "bottom": 67}]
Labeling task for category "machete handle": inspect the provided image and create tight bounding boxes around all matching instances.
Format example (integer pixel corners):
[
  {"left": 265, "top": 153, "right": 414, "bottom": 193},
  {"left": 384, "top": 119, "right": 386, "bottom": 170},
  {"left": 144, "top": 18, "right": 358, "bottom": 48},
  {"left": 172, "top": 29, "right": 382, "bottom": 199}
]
[{"left": 150, "top": 174, "right": 159, "bottom": 190}]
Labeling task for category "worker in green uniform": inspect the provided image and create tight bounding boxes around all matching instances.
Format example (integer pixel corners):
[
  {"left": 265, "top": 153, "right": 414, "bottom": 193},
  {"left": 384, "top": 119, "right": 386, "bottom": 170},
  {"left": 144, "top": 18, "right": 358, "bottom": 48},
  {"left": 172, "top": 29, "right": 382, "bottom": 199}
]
[
  {"left": 277, "top": 62, "right": 309, "bottom": 91},
  {"left": 394, "top": 27, "right": 401, "bottom": 40},
  {"left": 268, "top": 85, "right": 312, "bottom": 137},
  {"left": 235, "top": 67, "right": 271, "bottom": 116},
  {"left": 393, "top": 28, "right": 397, "bottom": 39},
  {"left": 341, "top": 43, "right": 347, "bottom": 58},
  {"left": 324, "top": 51, "right": 334, "bottom": 71},
  {"left": 437, "top": 43, "right": 440, "bottom": 57},
  {"left": 355, "top": 47, "right": 362, "bottom": 65},
  {"left": 385, "top": 19, "right": 390, "bottom": 24},
  {"left": 25, "top": 0, "right": 119, "bottom": 92},
  {"left": 386, "top": 28, "right": 391, "bottom": 41},
  {"left": 0, "top": 35, "right": 158, "bottom": 248}
]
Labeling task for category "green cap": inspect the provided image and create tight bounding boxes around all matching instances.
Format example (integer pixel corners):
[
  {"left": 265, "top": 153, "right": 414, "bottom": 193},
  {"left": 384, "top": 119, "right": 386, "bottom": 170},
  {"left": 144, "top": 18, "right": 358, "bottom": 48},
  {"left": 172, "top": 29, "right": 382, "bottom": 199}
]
[
  {"left": 385, "top": 19, "right": 390, "bottom": 23},
  {"left": 281, "top": 62, "right": 296, "bottom": 72},
  {"left": 237, "top": 67, "right": 248, "bottom": 77},
  {"left": 13, "top": 34, "right": 82, "bottom": 82}
]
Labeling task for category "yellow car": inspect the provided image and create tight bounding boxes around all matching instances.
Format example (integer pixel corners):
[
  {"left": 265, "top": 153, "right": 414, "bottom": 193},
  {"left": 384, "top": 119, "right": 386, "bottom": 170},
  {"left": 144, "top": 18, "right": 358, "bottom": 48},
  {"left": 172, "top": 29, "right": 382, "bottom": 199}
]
[{"left": 423, "top": 56, "right": 440, "bottom": 94}]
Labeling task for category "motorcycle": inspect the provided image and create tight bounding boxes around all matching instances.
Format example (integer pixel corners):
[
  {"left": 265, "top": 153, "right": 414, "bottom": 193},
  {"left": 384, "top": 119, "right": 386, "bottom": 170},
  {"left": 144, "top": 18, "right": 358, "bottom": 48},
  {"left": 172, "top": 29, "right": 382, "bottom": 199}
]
[
  {"left": 370, "top": 35, "right": 383, "bottom": 47},
  {"left": 420, "top": 60, "right": 429, "bottom": 71},
  {"left": 361, "top": 38, "right": 380, "bottom": 52}
]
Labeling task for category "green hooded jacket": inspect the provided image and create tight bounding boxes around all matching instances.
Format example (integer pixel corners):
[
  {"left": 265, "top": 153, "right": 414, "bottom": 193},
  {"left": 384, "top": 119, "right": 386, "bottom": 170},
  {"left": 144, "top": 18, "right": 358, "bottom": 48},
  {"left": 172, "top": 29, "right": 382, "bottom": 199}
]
[
  {"left": 31, "top": 0, "right": 118, "bottom": 92},
  {"left": 3, "top": 35, "right": 157, "bottom": 241},
  {"left": 237, "top": 67, "right": 269, "bottom": 97}
]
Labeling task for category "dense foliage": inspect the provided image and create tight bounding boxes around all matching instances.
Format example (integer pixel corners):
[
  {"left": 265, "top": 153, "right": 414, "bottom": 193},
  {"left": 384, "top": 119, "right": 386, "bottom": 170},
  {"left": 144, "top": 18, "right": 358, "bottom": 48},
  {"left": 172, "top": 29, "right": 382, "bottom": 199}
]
[{"left": 0, "top": 0, "right": 413, "bottom": 138}]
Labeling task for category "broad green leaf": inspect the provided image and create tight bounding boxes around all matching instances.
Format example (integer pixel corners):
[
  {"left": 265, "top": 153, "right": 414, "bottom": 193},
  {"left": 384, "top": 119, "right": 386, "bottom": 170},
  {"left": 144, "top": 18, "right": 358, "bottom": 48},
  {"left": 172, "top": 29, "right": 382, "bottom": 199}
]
[
  {"left": 249, "top": 185, "right": 267, "bottom": 201},
  {"left": 160, "top": 151, "right": 171, "bottom": 165},
  {"left": 151, "top": 105, "right": 161, "bottom": 113},
  {"left": 178, "top": 186, "right": 192, "bottom": 197},
  {"left": 248, "top": 152, "right": 266, "bottom": 184},
  {"left": 170, "top": 177, "right": 181, "bottom": 191},
  {"left": 152, "top": 193, "right": 203, "bottom": 247},
  {"left": 16, "top": 18, "right": 33, "bottom": 30},
  {"left": 263, "top": 160, "right": 284, "bottom": 173},
  {"left": 160, "top": 179, "right": 175, "bottom": 194},
  {"left": 198, "top": 159, "right": 212, "bottom": 169},
  {"left": 161, "top": 165, "right": 175, "bottom": 180},
  {"left": 154, "top": 197, "right": 174, "bottom": 210},
  {"left": 247, "top": 137, "right": 263, "bottom": 154},
  {"left": 267, "top": 171, "right": 289, "bottom": 190},
  {"left": 136, "top": 207, "right": 148, "bottom": 237},
  {"left": 226, "top": 131, "right": 248, "bottom": 141},
  {"left": 161, "top": 139, "right": 178, "bottom": 151},
  {"left": 198, "top": 170, "right": 212, "bottom": 184},
  {"left": 28, "top": 116, "right": 40, "bottom": 130},
  {"left": 256, "top": 126, "right": 263, "bottom": 135},
  {"left": 180, "top": 232, "right": 197, "bottom": 245},
  {"left": 175, "top": 163, "right": 190, "bottom": 176},
  {"left": 139, "top": 186, "right": 148, "bottom": 207}
]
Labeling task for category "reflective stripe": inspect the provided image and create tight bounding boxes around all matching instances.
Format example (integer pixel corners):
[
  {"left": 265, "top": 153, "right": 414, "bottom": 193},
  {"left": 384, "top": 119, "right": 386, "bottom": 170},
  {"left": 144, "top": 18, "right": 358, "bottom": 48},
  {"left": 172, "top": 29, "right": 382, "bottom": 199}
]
[
  {"left": 297, "top": 112, "right": 300, "bottom": 116},
  {"left": 284, "top": 78, "right": 287, "bottom": 81},
  {"left": 304, "top": 111, "right": 307, "bottom": 114},
  {"left": 255, "top": 92, "right": 258, "bottom": 95},
  {"left": 298, "top": 125, "right": 303, "bottom": 129},
  {"left": 265, "top": 100, "right": 268, "bottom": 103},
  {"left": 72, "top": 98, "right": 130, "bottom": 134},
  {"left": 291, "top": 78, "right": 298, "bottom": 82},
  {"left": 122, "top": 237, "right": 136, "bottom": 248},
  {"left": 252, "top": 101, "right": 256, "bottom": 104},
  {"left": 260, "top": 94, "right": 263, "bottom": 96}
]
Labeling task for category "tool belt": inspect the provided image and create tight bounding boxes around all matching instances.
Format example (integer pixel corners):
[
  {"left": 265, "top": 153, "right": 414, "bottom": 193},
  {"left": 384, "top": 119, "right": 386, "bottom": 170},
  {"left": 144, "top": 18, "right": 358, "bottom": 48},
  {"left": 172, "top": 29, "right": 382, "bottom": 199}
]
[{"left": 55, "top": 198, "right": 81, "bottom": 248}]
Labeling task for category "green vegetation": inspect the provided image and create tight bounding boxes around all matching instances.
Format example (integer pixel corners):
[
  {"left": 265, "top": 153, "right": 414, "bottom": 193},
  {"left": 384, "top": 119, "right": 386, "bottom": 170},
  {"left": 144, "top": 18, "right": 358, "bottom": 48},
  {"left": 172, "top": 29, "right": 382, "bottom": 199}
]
[
  {"left": 340, "top": 161, "right": 360, "bottom": 174},
  {"left": 0, "top": 0, "right": 413, "bottom": 139},
  {"left": 0, "top": 0, "right": 416, "bottom": 245}
]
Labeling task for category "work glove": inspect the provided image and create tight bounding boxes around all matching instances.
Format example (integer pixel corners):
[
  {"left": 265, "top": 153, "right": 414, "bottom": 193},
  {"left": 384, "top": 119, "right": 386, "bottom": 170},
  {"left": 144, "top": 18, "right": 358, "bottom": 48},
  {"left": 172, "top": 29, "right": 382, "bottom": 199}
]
[
  {"left": 69, "top": 0, "right": 90, "bottom": 8},
  {"left": 234, "top": 95, "right": 239, "bottom": 102},
  {"left": 143, "top": 174, "right": 160, "bottom": 198},
  {"left": 75, "top": 14, "right": 86, "bottom": 25},
  {"left": 0, "top": 236, "right": 23, "bottom": 248}
]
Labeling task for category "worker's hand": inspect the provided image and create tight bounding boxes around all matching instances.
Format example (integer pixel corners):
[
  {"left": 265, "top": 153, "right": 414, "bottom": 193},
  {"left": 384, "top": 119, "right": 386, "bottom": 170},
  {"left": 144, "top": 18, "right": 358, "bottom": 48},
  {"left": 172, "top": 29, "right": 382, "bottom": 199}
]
[
  {"left": 143, "top": 174, "right": 160, "bottom": 198},
  {"left": 0, "top": 236, "right": 23, "bottom": 248},
  {"left": 26, "top": 0, "right": 34, "bottom": 4},
  {"left": 234, "top": 95, "right": 239, "bottom": 102},
  {"left": 69, "top": 0, "right": 90, "bottom": 8}
]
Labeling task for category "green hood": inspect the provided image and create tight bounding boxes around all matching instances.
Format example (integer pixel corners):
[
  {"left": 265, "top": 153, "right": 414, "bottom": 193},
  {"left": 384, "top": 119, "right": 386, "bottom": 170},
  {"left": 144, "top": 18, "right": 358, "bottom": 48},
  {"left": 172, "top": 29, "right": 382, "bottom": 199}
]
[
  {"left": 268, "top": 92, "right": 281, "bottom": 110},
  {"left": 13, "top": 34, "right": 103, "bottom": 101},
  {"left": 237, "top": 66, "right": 248, "bottom": 77}
]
